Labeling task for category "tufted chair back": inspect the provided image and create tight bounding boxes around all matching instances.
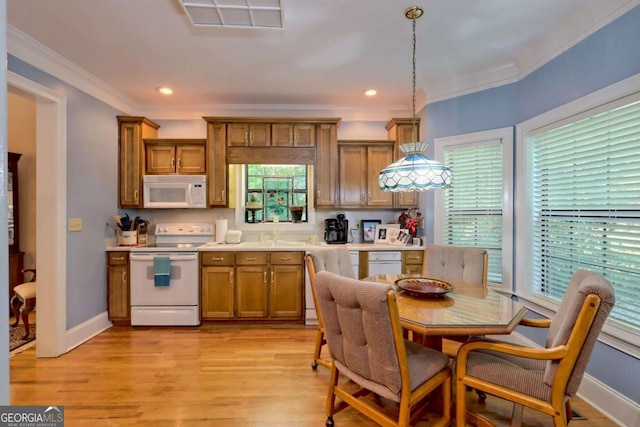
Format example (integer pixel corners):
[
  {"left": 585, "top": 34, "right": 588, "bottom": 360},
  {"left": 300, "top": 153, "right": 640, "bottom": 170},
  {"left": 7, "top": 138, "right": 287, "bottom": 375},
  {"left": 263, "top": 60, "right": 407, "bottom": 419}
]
[
  {"left": 305, "top": 247, "right": 355, "bottom": 369},
  {"left": 306, "top": 247, "right": 355, "bottom": 279},
  {"left": 455, "top": 270, "right": 615, "bottom": 426},
  {"left": 423, "top": 244, "right": 488, "bottom": 287},
  {"left": 316, "top": 270, "right": 403, "bottom": 394},
  {"left": 543, "top": 270, "right": 615, "bottom": 395},
  {"left": 314, "top": 271, "right": 452, "bottom": 426}
]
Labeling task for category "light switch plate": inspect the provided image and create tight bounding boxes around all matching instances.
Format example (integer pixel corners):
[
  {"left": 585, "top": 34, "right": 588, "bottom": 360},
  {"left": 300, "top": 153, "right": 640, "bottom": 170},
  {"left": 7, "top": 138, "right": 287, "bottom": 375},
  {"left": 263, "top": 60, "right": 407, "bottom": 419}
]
[{"left": 68, "top": 218, "right": 83, "bottom": 232}]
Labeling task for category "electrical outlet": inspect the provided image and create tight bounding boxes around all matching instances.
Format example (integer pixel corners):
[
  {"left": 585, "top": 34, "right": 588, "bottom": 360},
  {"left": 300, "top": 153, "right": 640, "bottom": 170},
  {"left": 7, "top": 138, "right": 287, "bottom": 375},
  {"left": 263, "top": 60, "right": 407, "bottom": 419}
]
[
  {"left": 68, "top": 218, "right": 83, "bottom": 232},
  {"left": 355, "top": 221, "right": 360, "bottom": 230}
]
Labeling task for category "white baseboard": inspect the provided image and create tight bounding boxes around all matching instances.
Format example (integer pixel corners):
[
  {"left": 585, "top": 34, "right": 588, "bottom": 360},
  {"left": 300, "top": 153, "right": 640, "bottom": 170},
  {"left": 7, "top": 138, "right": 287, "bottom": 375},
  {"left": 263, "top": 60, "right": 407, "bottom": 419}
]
[
  {"left": 486, "top": 333, "right": 640, "bottom": 427},
  {"left": 64, "top": 311, "right": 112, "bottom": 354}
]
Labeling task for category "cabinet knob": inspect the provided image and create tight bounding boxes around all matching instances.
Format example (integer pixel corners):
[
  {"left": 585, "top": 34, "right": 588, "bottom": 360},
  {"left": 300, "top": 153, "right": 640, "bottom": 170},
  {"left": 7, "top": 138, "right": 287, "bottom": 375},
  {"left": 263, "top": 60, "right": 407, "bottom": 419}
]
[
  {"left": 134, "top": 190, "right": 138, "bottom": 202},
  {"left": 177, "top": 158, "right": 182, "bottom": 170},
  {"left": 171, "top": 158, "right": 175, "bottom": 169}
]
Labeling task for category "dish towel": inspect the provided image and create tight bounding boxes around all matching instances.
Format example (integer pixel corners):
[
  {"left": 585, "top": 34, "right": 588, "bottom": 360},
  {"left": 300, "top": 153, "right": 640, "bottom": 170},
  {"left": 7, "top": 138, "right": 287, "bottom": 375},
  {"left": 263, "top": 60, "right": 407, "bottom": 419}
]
[{"left": 153, "top": 256, "right": 171, "bottom": 287}]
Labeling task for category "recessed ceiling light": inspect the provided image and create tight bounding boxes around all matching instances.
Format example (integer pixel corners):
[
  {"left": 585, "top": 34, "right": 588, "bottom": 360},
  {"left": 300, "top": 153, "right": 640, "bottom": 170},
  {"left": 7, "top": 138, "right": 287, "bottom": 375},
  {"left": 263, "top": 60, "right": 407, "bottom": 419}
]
[
  {"left": 364, "top": 89, "right": 377, "bottom": 96},
  {"left": 157, "top": 87, "right": 173, "bottom": 95}
]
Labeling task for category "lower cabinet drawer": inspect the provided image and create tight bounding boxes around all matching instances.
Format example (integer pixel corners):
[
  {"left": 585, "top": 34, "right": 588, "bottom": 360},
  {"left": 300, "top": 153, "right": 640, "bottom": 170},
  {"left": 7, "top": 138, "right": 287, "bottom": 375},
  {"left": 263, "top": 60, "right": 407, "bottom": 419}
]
[{"left": 236, "top": 252, "right": 269, "bottom": 265}]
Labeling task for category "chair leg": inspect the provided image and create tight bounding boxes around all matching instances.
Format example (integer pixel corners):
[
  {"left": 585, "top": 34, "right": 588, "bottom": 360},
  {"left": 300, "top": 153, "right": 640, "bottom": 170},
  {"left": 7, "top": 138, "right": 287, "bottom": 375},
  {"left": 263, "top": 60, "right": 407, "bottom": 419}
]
[
  {"left": 21, "top": 306, "right": 31, "bottom": 340},
  {"left": 312, "top": 328, "right": 326, "bottom": 369},
  {"left": 10, "top": 295, "right": 21, "bottom": 327},
  {"left": 510, "top": 403, "right": 524, "bottom": 427}
]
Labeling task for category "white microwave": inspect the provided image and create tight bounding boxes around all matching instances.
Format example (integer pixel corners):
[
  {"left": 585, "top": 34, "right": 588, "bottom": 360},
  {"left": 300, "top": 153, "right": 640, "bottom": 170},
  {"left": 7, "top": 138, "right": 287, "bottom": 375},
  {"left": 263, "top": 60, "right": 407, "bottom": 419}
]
[{"left": 142, "top": 175, "right": 207, "bottom": 209}]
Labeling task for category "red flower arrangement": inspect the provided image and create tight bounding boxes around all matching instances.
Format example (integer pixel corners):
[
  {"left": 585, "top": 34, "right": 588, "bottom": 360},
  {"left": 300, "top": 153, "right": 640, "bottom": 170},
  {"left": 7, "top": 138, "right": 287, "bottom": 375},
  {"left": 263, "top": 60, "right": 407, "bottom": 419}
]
[{"left": 398, "top": 208, "right": 423, "bottom": 237}]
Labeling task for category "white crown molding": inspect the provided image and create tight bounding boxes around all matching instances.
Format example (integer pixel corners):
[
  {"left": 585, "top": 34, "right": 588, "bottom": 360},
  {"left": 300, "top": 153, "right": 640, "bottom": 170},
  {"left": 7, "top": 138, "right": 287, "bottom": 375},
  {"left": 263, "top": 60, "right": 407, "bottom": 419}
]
[
  {"left": 425, "top": 63, "right": 519, "bottom": 104},
  {"left": 138, "top": 103, "right": 410, "bottom": 122},
  {"left": 7, "top": 25, "right": 138, "bottom": 114}
]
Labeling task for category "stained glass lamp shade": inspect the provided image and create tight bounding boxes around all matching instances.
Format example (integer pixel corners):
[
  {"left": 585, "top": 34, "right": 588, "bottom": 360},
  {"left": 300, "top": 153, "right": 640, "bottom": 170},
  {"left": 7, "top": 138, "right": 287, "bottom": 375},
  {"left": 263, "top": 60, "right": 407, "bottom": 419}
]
[{"left": 379, "top": 141, "right": 452, "bottom": 192}]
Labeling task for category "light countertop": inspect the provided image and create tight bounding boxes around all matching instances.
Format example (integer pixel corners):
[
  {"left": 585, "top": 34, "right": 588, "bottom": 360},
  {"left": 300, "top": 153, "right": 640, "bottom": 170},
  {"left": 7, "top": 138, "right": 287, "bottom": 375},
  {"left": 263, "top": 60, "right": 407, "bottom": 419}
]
[{"left": 107, "top": 242, "right": 425, "bottom": 252}]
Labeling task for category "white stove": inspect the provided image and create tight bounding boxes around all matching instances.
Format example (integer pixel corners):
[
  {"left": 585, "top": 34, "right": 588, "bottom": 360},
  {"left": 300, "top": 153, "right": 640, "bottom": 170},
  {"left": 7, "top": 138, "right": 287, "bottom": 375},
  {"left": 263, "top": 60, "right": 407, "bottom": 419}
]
[
  {"left": 130, "top": 223, "right": 215, "bottom": 252},
  {"left": 129, "top": 223, "right": 214, "bottom": 326}
]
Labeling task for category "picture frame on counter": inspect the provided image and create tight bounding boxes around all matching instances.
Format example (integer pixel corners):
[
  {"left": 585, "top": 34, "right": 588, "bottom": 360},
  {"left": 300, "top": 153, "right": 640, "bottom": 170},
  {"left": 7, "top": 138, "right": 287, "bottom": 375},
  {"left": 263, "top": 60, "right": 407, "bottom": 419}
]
[
  {"left": 374, "top": 224, "right": 400, "bottom": 244},
  {"left": 388, "top": 228, "right": 411, "bottom": 246},
  {"left": 361, "top": 219, "right": 382, "bottom": 243}
]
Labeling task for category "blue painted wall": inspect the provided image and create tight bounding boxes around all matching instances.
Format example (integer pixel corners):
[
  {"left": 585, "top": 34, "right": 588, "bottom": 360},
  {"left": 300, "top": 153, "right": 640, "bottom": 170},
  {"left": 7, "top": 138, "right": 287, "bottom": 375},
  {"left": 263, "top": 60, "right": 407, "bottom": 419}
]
[
  {"left": 8, "top": 55, "right": 122, "bottom": 329},
  {"left": 426, "top": 5, "right": 640, "bottom": 404}
]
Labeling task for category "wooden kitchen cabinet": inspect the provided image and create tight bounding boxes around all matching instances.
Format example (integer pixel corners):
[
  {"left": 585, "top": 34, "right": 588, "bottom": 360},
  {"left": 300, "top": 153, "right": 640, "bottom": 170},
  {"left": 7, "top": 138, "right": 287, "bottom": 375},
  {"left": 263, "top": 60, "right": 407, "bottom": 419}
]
[
  {"left": 199, "top": 250, "right": 304, "bottom": 321},
  {"left": 272, "top": 123, "right": 315, "bottom": 147},
  {"left": 235, "top": 252, "right": 269, "bottom": 318},
  {"left": 269, "top": 252, "right": 304, "bottom": 318},
  {"left": 338, "top": 141, "right": 394, "bottom": 208},
  {"left": 227, "top": 123, "right": 271, "bottom": 147},
  {"left": 315, "top": 122, "right": 339, "bottom": 207},
  {"left": 118, "top": 116, "right": 160, "bottom": 208},
  {"left": 107, "top": 251, "right": 130, "bottom": 325},
  {"left": 203, "top": 117, "right": 339, "bottom": 208},
  {"left": 205, "top": 121, "right": 228, "bottom": 207},
  {"left": 387, "top": 118, "right": 419, "bottom": 208},
  {"left": 201, "top": 252, "right": 235, "bottom": 319},
  {"left": 402, "top": 250, "right": 424, "bottom": 275},
  {"left": 144, "top": 139, "right": 206, "bottom": 175}
]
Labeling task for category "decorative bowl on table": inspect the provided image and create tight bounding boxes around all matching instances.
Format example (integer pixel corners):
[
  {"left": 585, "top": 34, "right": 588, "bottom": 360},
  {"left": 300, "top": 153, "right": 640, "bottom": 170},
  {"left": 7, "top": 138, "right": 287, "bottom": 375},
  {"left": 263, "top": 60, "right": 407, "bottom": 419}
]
[{"left": 394, "top": 277, "right": 454, "bottom": 297}]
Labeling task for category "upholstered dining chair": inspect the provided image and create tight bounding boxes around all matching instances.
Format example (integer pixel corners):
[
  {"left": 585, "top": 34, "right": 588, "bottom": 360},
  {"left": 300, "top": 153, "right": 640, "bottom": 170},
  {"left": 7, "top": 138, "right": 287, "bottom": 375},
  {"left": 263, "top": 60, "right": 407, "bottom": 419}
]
[
  {"left": 305, "top": 247, "right": 355, "bottom": 369},
  {"left": 10, "top": 268, "right": 37, "bottom": 340},
  {"left": 314, "top": 271, "right": 452, "bottom": 427},
  {"left": 455, "top": 270, "right": 615, "bottom": 427},
  {"left": 422, "top": 244, "right": 489, "bottom": 358},
  {"left": 422, "top": 244, "right": 488, "bottom": 288}
]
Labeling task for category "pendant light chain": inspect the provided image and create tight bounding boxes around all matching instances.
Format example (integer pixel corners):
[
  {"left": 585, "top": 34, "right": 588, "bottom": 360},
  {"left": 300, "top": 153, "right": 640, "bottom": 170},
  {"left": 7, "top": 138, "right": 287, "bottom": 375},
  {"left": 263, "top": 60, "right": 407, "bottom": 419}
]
[
  {"left": 378, "top": 6, "right": 452, "bottom": 192},
  {"left": 411, "top": 14, "right": 417, "bottom": 142}
]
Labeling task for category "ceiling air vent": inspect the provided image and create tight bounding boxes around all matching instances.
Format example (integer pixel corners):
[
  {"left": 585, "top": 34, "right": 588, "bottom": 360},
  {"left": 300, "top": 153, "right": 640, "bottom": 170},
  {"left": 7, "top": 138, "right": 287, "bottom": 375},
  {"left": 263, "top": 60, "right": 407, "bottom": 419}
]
[{"left": 180, "top": 0, "right": 283, "bottom": 29}]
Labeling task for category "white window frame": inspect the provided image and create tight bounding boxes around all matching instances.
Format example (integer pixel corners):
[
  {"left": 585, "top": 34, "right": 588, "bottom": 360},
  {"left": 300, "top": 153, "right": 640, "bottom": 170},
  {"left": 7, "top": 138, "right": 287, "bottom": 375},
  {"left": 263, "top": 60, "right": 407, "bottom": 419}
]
[
  {"left": 434, "top": 127, "right": 514, "bottom": 293},
  {"left": 233, "top": 164, "right": 317, "bottom": 233},
  {"left": 516, "top": 73, "right": 640, "bottom": 358}
]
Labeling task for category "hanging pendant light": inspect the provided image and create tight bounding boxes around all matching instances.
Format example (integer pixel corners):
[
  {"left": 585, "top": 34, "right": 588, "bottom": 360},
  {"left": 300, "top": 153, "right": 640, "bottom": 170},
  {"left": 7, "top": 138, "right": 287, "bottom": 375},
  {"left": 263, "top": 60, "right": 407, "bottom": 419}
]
[{"left": 379, "top": 6, "right": 452, "bottom": 192}]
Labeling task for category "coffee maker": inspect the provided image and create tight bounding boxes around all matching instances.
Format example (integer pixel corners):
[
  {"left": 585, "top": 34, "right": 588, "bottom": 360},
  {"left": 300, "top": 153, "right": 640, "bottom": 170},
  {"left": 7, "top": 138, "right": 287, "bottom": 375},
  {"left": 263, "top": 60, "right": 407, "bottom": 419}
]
[{"left": 324, "top": 214, "right": 348, "bottom": 244}]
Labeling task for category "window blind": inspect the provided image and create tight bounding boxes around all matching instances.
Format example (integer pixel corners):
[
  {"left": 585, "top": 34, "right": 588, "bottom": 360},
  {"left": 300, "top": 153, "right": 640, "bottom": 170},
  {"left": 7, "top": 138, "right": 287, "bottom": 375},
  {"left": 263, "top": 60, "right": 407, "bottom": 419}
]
[
  {"left": 443, "top": 142, "right": 504, "bottom": 283},
  {"left": 527, "top": 97, "right": 640, "bottom": 329}
]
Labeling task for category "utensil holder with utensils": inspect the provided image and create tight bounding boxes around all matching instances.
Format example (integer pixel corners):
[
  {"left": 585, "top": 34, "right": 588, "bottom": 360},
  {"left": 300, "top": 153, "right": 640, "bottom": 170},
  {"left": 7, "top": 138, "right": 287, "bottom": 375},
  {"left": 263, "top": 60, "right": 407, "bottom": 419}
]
[{"left": 119, "top": 230, "right": 138, "bottom": 246}]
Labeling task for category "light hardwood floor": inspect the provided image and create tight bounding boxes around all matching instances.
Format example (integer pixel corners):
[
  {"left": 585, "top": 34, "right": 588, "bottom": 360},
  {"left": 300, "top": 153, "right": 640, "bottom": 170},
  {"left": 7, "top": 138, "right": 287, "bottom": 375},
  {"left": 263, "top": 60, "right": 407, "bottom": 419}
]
[{"left": 9, "top": 323, "right": 617, "bottom": 426}]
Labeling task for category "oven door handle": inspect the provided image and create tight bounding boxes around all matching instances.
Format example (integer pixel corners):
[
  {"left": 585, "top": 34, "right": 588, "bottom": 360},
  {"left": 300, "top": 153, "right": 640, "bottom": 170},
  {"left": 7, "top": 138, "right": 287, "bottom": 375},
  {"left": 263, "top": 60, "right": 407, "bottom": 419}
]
[{"left": 130, "top": 253, "right": 198, "bottom": 262}]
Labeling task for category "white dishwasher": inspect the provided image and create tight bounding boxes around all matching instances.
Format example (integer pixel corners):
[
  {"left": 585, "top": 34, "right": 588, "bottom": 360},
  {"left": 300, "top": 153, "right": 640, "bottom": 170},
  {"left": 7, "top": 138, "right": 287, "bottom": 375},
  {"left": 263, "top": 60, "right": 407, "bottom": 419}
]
[{"left": 368, "top": 251, "right": 402, "bottom": 276}]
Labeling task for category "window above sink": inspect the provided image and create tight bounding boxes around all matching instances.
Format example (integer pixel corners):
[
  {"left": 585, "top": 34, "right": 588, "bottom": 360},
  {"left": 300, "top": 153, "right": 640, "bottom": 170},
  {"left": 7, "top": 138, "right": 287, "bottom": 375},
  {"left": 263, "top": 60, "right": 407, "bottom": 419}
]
[{"left": 233, "top": 164, "right": 317, "bottom": 233}]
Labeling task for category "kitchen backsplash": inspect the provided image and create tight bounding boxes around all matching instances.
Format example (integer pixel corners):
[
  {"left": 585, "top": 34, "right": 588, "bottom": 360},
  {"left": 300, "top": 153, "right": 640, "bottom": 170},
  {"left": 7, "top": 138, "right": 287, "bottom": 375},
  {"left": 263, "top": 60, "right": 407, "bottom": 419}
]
[{"left": 112, "top": 208, "right": 401, "bottom": 244}]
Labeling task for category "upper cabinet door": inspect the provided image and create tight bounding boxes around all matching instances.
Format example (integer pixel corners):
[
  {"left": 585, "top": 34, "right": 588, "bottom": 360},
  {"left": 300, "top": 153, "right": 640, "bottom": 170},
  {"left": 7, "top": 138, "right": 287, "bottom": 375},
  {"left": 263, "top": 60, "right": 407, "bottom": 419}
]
[
  {"left": 118, "top": 116, "right": 159, "bottom": 208},
  {"left": 227, "top": 123, "right": 271, "bottom": 147},
  {"left": 272, "top": 123, "right": 315, "bottom": 147},
  {"left": 176, "top": 144, "right": 206, "bottom": 174},
  {"left": 366, "top": 145, "right": 394, "bottom": 207},
  {"left": 339, "top": 145, "right": 367, "bottom": 207},
  {"left": 144, "top": 139, "right": 206, "bottom": 175}
]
